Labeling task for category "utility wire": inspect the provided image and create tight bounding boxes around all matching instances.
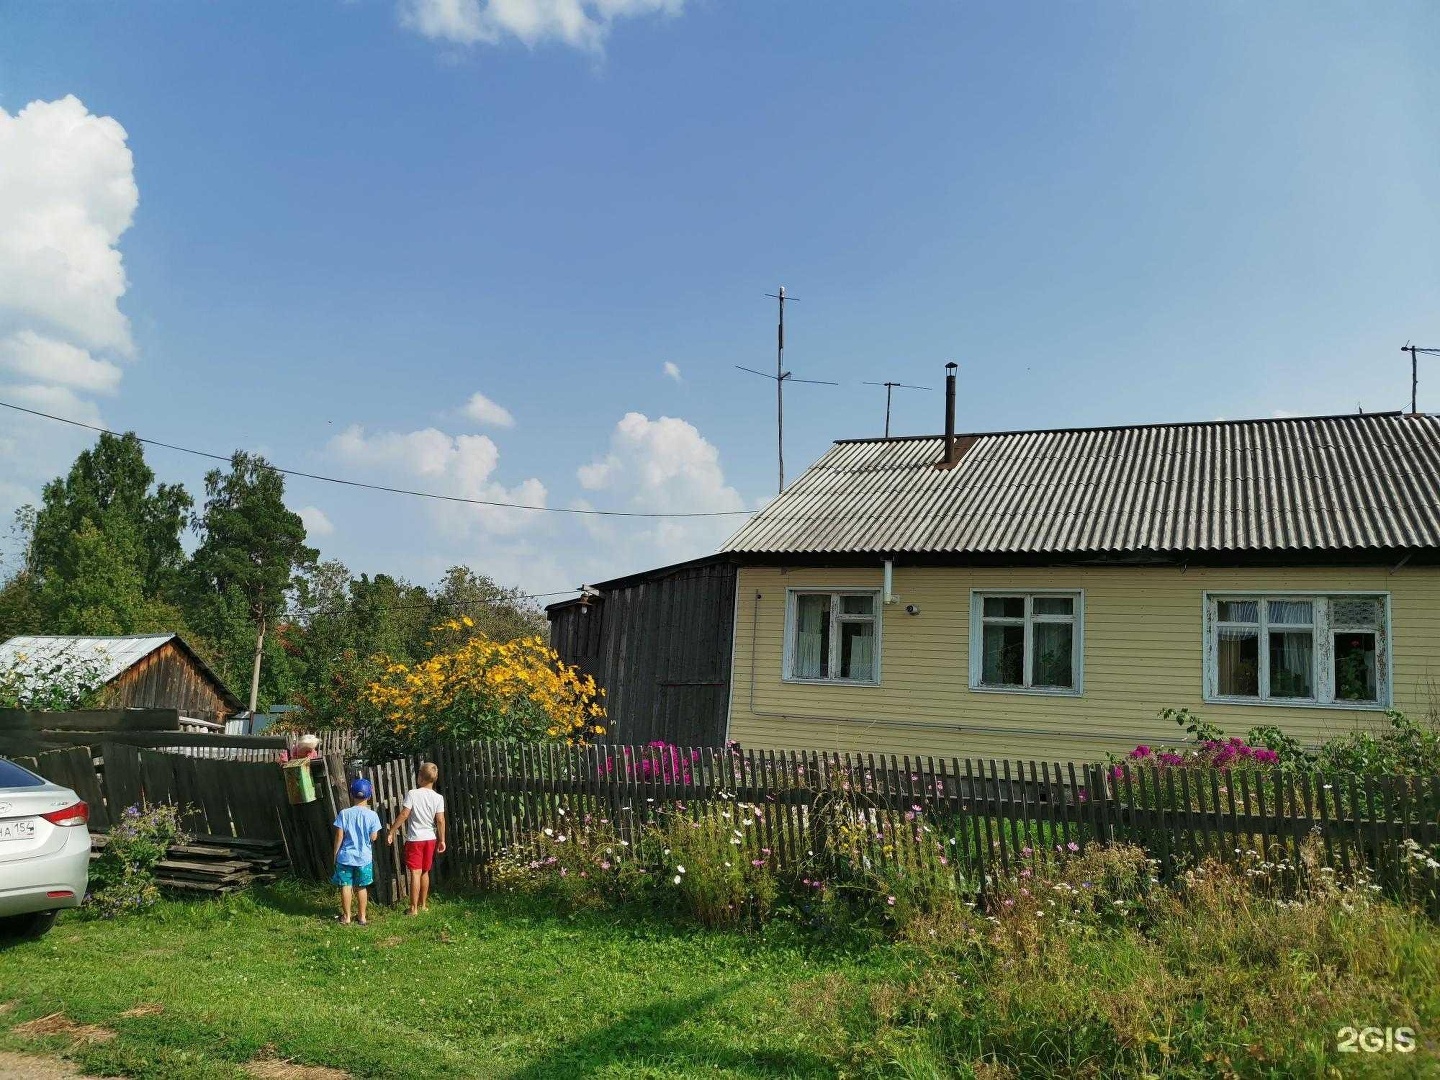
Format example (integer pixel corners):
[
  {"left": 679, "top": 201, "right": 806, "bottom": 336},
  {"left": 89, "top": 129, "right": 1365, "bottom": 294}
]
[{"left": 0, "top": 400, "right": 755, "bottom": 520}]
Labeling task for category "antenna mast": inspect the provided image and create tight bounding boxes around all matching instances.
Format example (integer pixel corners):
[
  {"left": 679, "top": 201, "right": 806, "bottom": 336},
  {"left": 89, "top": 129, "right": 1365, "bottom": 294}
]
[
  {"left": 737, "top": 286, "right": 837, "bottom": 493},
  {"left": 862, "top": 380, "right": 933, "bottom": 437},
  {"left": 1403, "top": 343, "right": 1440, "bottom": 414}
]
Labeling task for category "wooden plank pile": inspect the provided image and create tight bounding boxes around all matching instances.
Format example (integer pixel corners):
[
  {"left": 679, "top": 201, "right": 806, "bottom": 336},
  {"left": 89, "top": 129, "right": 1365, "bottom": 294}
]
[{"left": 90, "top": 833, "right": 289, "bottom": 895}]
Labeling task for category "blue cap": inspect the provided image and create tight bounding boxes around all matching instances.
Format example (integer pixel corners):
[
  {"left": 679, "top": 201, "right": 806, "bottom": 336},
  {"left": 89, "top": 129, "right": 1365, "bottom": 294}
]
[{"left": 349, "top": 777, "right": 373, "bottom": 800}]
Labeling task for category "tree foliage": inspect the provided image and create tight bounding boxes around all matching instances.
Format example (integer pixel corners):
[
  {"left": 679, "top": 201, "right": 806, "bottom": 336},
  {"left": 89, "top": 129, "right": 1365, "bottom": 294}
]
[{"left": 1, "top": 436, "right": 549, "bottom": 721}]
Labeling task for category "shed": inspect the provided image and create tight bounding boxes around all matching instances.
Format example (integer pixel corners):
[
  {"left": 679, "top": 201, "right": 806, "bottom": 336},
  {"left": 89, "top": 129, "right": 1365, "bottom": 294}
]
[
  {"left": 547, "top": 555, "right": 738, "bottom": 746},
  {"left": 0, "top": 634, "right": 243, "bottom": 727}
]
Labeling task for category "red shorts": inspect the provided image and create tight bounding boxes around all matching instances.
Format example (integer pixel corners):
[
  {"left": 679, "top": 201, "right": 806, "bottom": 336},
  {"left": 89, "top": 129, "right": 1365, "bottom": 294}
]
[{"left": 403, "top": 839, "right": 438, "bottom": 872}]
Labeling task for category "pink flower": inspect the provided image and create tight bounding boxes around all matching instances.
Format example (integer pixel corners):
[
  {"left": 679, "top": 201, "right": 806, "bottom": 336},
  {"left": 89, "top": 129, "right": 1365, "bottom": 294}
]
[
  {"left": 1002, "top": 899, "right": 1014, "bottom": 908},
  {"left": 1067, "top": 841, "right": 1079, "bottom": 852}
]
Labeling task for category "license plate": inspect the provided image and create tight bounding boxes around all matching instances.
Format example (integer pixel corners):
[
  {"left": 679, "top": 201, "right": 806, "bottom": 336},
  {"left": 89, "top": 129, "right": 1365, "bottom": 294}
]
[{"left": 0, "top": 819, "right": 36, "bottom": 842}]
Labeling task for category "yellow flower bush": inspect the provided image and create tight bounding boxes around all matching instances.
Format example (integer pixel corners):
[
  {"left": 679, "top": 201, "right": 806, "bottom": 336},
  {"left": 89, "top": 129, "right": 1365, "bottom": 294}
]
[{"left": 354, "top": 616, "right": 605, "bottom": 761}]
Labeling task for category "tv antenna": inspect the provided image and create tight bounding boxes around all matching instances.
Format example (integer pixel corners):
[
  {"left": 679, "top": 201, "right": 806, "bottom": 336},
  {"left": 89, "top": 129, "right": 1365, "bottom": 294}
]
[
  {"left": 862, "top": 380, "right": 933, "bottom": 437},
  {"left": 1403, "top": 343, "right": 1440, "bottom": 414},
  {"left": 736, "top": 285, "right": 837, "bottom": 492}
]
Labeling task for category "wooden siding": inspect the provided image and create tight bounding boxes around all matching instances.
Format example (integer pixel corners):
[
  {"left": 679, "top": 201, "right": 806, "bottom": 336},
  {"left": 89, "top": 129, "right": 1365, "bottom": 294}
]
[
  {"left": 549, "top": 562, "right": 737, "bottom": 745},
  {"left": 104, "top": 641, "right": 237, "bottom": 726},
  {"left": 728, "top": 563, "right": 1440, "bottom": 762}
]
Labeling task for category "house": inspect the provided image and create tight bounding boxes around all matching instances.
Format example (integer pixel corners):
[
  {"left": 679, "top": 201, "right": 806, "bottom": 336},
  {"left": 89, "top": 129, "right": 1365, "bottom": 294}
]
[
  {"left": 719, "top": 371, "right": 1440, "bottom": 761},
  {"left": 546, "top": 555, "right": 737, "bottom": 745},
  {"left": 0, "top": 633, "right": 243, "bottom": 728},
  {"left": 557, "top": 368, "right": 1440, "bottom": 763}
]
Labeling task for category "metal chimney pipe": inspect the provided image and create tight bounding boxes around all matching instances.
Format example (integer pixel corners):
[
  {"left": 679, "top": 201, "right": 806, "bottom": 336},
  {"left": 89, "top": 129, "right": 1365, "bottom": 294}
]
[{"left": 939, "top": 362, "right": 958, "bottom": 467}]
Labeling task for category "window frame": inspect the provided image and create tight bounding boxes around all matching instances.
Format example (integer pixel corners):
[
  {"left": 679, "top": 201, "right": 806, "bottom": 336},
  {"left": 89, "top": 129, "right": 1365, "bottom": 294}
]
[
  {"left": 782, "top": 588, "right": 883, "bottom": 686},
  {"left": 968, "top": 590, "right": 1085, "bottom": 697},
  {"left": 1202, "top": 591, "right": 1392, "bottom": 710}
]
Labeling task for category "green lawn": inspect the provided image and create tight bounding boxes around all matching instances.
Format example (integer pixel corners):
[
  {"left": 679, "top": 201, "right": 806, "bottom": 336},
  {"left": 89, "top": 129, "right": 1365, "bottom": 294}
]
[{"left": 0, "top": 885, "right": 902, "bottom": 1079}]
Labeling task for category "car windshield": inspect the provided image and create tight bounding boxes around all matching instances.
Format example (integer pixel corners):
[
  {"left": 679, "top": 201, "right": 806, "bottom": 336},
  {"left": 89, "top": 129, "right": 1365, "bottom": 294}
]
[{"left": 0, "top": 758, "right": 46, "bottom": 788}]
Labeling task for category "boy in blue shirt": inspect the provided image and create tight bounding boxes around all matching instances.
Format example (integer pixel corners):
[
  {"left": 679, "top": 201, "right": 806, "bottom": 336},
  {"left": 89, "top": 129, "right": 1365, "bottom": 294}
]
[{"left": 332, "top": 778, "right": 382, "bottom": 925}]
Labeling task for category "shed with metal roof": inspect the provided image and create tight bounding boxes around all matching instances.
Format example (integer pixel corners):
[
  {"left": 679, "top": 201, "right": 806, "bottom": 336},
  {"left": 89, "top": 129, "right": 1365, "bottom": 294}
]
[{"left": 0, "top": 634, "right": 243, "bottom": 726}]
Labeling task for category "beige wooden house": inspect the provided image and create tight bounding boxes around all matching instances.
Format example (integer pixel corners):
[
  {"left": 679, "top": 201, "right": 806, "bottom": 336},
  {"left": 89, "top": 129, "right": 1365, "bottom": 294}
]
[{"left": 718, "top": 395, "right": 1440, "bottom": 762}]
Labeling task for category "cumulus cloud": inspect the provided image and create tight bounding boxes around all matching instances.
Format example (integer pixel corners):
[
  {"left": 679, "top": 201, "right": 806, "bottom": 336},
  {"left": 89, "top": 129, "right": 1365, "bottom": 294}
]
[
  {"left": 0, "top": 331, "right": 122, "bottom": 394},
  {"left": 0, "top": 96, "right": 138, "bottom": 547},
  {"left": 330, "top": 424, "right": 547, "bottom": 536},
  {"left": 462, "top": 390, "right": 516, "bottom": 428},
  {"left": 0, "top": 96, "right": 137, "bottom": 356},
  {"left": 297, "top": 506, "right": 335, "bottom": 538},
  {"left": 399, "top": 0, "right": 683, "bottom": 51},
  {"left": 576, "top": 412, "right": 745, "bottom": 567},
  {"left": 662, "top": 361, "right": 681, "bottom": 382}
]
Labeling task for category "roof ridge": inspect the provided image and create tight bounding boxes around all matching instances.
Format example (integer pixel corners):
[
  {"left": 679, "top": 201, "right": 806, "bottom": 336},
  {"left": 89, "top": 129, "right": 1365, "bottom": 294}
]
[{"left": 833, "top": 410, "right": 1415, "bottom": 445}]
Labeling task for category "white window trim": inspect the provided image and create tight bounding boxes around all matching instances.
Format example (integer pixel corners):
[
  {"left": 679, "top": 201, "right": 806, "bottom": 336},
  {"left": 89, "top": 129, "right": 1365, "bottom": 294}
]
[
  {"left": 968, "top": 589, "right": 1085, "bottom": 697},
  {"left": 782, "top": 588, "right": 883, "bottom": 686},
  {"left": 1201, "top": 590, "right": 1392, "bottom": 710}
]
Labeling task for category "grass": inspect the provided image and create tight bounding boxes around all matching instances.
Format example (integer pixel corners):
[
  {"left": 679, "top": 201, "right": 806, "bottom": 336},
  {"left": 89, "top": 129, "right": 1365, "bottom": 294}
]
[
  {"left": 2, "top": 850, "right": 1440, "bottom": 1079},
  {"left": 0, "top": 883, "right": 903, "bottom": 1079}
]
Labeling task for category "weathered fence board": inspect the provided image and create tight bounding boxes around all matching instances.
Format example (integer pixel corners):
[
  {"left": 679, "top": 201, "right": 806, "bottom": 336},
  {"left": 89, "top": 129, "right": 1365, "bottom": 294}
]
[{"left": 349, "top": 741, "right": 1440, "bottom": 916}]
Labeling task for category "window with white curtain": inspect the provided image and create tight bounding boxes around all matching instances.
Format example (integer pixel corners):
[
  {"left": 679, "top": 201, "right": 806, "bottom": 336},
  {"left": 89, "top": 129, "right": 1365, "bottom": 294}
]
[
  {"left": 1203, "top": 593, "right": 1390, "bottom": 707},
  {"left": 784, "top": 590, "right": 880, "bottom": 684},
  {"left": 969, "top": 591, "right": 1083, "bottom": 695}
]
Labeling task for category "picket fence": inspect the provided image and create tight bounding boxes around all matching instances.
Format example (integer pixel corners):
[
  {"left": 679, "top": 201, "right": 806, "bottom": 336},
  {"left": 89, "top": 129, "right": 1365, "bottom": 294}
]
[{"left": 355, "top": 741, "right": 1440, "bottom": 914}]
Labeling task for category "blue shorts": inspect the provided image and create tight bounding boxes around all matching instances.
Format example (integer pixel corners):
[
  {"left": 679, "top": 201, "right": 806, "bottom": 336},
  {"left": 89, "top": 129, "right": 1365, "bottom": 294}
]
[{"left": 332, "top": 862, "right": 375, "bottom": 888}]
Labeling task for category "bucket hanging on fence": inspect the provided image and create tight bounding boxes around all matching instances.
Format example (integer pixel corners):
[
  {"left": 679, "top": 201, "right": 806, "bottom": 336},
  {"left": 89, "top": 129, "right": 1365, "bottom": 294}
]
[{"left": 282, "top": 758, "right": 318, "bottom": 805}]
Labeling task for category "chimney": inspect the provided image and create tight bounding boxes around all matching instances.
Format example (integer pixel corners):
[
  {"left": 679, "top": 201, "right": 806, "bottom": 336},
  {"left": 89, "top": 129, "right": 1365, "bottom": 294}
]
[{"left": 937, "top": 362, "right": 965, "bottom": 468}]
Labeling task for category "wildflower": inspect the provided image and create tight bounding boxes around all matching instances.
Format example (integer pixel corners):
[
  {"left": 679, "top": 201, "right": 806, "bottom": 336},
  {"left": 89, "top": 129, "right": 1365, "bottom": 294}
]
[
  {"left": 1067, "top": 841, "right": 1079, "bottom": 852},
  {"left": 886, "top": 896, "right": 896, "bottom": 906},
  {"left": 673, "top": 874, "right": 682, "bottom": 884}
]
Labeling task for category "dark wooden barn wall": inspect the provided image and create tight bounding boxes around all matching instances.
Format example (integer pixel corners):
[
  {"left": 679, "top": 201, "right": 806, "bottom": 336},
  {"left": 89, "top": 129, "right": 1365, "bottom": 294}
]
[
  {"left": 550, "top": 563, "right": 736, "bottom": 746},
  {"left": 106, "top": 642, "right": 235, "bottom": 726}
]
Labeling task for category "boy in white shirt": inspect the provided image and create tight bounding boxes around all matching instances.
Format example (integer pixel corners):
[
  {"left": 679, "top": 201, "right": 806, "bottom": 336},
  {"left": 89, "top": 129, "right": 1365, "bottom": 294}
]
[{"left": 386, "top": 761, "right": 447, "bottom": 915}]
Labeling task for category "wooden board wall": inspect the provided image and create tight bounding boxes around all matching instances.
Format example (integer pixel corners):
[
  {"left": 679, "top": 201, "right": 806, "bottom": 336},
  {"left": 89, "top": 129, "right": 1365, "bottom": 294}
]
[
  {"left": 105, "top": 641, "right": 237, "bottom": 725},
  {"left": 550, "top": 562, "right": 737, "bottom": 746}
]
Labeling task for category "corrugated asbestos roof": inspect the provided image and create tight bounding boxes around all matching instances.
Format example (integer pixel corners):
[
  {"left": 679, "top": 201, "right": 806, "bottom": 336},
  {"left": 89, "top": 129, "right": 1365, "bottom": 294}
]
[
  {"left": 0, "top": 634, "right": 177, "bottom": 682},
  {"left": 721, "top": 413, "right": 1440, "bottom": 556}
]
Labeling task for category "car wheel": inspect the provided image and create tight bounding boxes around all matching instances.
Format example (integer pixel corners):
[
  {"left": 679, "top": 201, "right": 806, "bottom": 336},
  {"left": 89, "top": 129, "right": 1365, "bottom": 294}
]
[{"left": 0, "top": 910, "right": 58, "bottom": 941}]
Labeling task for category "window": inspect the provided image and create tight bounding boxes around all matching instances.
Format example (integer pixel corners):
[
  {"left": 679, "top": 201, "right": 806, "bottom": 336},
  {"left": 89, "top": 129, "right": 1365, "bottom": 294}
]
[
  {"left": 969, "top": 591, "right": 1083, "bottom": 694},
  {"left": 785, "top": 590, "right": 880, "bottom": 684},
  {"left": 1204, "top": 593, "right": 1389, "bottom": 707}
]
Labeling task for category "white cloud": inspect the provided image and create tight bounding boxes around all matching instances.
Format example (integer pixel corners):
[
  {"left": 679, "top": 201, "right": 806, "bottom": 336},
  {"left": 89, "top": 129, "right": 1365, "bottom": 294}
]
[
  {"left": 298, "top": 506, "right": 335, "bottom": 538},
  {"left": 0, "top": 96, "right": 138, "bottom": 542},
  {"left": 0, "top": 96, "right": 137, "bottom": 356},
  {"left": 662, "top": 361, "right": 681, "bottom": 382},
  {"left": 399, "top": 0, "right": 682, "bottom": 51},
  {"left": 0, "top": 331, "right": 121, "bottom": 394},
  {"left": 462, "top": 390, "right": 516, "bottom": 428},
  {"left": 576, "top": 411, "right": 745, "bottom": 567},
  {"left": 330, "top": 424, "right": 547, "bottom": 536}
]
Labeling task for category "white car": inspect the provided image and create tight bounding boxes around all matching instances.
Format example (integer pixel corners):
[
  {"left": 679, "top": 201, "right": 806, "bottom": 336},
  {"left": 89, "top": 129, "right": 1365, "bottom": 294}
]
[{"left": 0, "top": 757, "right": 91, "bottom": 939}]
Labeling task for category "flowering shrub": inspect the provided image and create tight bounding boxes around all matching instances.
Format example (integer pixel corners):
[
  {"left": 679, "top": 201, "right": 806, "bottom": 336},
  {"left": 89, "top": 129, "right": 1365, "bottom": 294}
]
[
  {"left": 0, "top": 648, "right": 110, "bottom": 711},
  {"left": 600, "top": 742, "right": 702, "bottom": 783},
  {"left": 1111, "top": 738, "right": 1278, "bottom": 779},
  {"left": 86, "top": 803, "right": 184, "bottom": 918},
  {"left": 355, "top": 618, "right": 605, "bottom": 760}
]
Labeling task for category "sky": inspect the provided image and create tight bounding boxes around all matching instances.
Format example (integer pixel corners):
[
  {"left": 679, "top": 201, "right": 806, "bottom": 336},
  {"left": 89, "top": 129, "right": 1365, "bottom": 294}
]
[{"left": 1, "top": 1, "right": 1438, "bottom": 600}]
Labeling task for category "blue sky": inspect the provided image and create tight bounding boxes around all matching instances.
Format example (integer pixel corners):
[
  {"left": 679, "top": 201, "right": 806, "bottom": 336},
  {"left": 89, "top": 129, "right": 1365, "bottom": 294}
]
[{"left": 1, "top": 1, "right": 1438, "bottom": 597}]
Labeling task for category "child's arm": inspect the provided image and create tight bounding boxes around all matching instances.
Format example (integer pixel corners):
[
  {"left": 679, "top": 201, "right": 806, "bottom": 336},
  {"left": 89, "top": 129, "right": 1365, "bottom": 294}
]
[
  {"left": 332, "top": 825, "right": 344, "bottom": 862},
  {"left": 436, "top": 810, "right": 447, "bottom": 854},
  {"left": 386, "top": 806, "right": 411, "bottom": 844}
]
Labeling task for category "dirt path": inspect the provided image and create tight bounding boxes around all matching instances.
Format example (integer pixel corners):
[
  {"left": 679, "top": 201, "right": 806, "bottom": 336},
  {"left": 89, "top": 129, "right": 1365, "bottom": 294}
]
[{"left": 0, "top": 1050, "right": 103, "bottom": 1080}]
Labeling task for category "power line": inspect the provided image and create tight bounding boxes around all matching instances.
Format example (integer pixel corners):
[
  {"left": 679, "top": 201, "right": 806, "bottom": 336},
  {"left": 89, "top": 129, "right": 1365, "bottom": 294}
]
[{"left": 0, "top": 400, "right": 755, "bottom": 520}]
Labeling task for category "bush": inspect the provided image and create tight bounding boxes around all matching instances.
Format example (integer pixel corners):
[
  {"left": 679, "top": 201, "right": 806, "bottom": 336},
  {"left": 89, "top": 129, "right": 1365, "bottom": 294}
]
[
  {"left": 87, "top": 802, "right": 184, "bottom": 918},
  {"left": 353, "top": 618, "right": 605, "bottom": 761}
]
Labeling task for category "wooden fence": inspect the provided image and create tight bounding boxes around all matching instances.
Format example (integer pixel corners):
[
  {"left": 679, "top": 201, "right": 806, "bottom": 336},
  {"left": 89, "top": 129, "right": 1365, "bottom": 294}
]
[
  {"left": 356, "top": 742, "right": 1440, "bottom": 914},
  {"left": 10, "top": 742, "right": 344, "bottom": 884}
]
